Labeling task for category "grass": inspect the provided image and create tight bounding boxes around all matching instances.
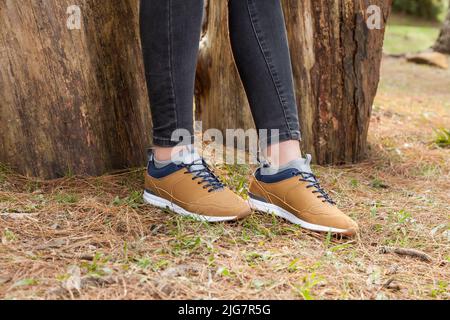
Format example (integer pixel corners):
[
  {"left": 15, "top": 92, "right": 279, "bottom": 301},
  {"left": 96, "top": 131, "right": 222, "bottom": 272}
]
[
  {"left": 434, "top": 128, "right": 450, "bottom": 148},
  {"left": 1, "top": 35, "right": 450, "bottom": 300},
  {"left": 384, "top": 13, "right": 441, "bottom": 55}
]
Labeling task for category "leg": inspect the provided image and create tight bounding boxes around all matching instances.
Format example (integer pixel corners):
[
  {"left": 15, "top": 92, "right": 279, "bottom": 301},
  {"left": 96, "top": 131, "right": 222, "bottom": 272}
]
[
  {"left": 140, "top": 0, "right": 251, "bottom": 222},
  {"left": 140, "top": 0, "right": 204, "bottom": 159},
  {"left": 228, "top": 0, "right": 301, "bottom": 166},
  {"left": 229, "top": 0, "right": 359, "bottom": 236}
]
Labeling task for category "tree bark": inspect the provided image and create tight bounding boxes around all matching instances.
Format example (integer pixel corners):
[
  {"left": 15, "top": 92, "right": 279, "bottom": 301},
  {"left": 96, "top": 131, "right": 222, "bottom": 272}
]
[
  {"left": 433, "top": 7, "right": 450, "bottom": 54},
  {"left": 195, "top": 0, "right": 254, "bottom": 136},
  {"left": 196, "top": 0, "right": 391, "bottom": 165},
  {"left": 0, "top": 0, "right": 151, "bottom": 179},
  {"left": 283, "top": 0, "right": 391, "bottom": 164},
  {"left": 1, "top": 0, "right": 391, "bottom": 179}
]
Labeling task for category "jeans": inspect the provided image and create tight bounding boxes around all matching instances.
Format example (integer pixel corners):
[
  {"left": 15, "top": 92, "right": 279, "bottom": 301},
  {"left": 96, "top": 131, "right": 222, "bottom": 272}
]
[{"left": 140, "top": 0, "right": 301, "bottom": 147}]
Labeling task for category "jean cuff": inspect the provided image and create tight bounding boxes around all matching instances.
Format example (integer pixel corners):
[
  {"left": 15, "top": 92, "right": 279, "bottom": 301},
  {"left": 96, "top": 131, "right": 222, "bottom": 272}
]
[
  {"left": 259, "top": 130, "right": 302, "bottom": 148},
  {"left": 152, "top": 134, "right": 195, "bottom": 147}
]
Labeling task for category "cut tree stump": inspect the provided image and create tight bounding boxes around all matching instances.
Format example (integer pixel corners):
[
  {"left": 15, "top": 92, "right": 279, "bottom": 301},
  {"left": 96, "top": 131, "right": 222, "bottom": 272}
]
[
  {"left": 1, "top": 0, "right": 392, "bottom": 179},
  {"left": 0, "top": 0, "right": 152, "bottom": 179},
  {"left": 196, "top": 0, "right": 392, "bottom": 165}
]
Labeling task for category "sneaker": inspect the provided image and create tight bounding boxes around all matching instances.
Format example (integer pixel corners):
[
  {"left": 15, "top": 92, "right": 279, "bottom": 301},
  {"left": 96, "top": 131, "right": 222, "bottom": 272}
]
[
  {"left": 143, "top": 150, "right": 251, "bottom": 222},
  {"left": 248, "top": 155, "right": 359, "bottom": 236}
]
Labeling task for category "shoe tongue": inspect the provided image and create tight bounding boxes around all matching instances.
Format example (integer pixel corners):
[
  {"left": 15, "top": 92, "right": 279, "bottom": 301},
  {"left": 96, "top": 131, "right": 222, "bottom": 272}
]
[{"left": 176, "top": 146, "right": 223, "bottom": 191}]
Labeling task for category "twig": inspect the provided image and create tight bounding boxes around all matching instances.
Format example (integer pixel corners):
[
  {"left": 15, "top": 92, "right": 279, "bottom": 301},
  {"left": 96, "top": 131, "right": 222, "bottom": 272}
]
[
  {"left": 384, "top": 53, "right": 406, "bottom": 58},
  {"left": 382, "top": 278, "right": 401, "bottom": 291},
  {"left": 380, "top": 246, "right": 432, "bottom": 262}
]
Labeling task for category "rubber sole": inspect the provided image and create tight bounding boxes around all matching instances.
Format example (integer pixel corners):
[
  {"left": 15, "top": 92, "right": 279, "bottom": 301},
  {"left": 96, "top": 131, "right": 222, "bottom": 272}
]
[
  {"left": 248, "top": 197, "right": 349, "bottom": 234},
  {"left": 143, "top": 191, "right": 238, "bottom": 222}
]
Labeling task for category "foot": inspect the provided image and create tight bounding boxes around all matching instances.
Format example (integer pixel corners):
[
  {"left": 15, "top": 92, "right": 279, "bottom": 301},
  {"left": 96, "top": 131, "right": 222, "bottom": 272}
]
[
  {"left": 144, "top": 149, "right": 251, "bottom": 222},
  {"left": 248, "top": 155, "right": 359, "bottom": 236}
]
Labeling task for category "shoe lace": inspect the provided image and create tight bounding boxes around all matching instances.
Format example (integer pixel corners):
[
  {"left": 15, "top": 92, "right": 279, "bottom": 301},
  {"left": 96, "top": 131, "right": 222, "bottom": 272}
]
[
  {"left": 294, "top": 171, "right": 336, "bottom": 205},
  {"left": 178, "top": 159, "right": 224, "bottom": 192}
]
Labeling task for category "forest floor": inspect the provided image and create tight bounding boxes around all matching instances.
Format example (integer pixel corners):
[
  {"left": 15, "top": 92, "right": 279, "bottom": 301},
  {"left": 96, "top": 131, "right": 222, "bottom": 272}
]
[
  {"left": 1, "top": 57, "right": 448, "bottom": 301},
  {"left": 1, "top": 13, "right": 450, "bottom": 299}
]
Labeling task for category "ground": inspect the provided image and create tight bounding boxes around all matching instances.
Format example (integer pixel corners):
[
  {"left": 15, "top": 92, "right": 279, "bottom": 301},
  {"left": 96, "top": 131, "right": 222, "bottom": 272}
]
[{"left": 1, "top": 17, "right": 449, "bottom": 300}]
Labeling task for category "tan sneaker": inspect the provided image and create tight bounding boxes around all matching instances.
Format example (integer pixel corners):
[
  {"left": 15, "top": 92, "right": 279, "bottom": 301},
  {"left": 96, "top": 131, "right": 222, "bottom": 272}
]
[
  {"left": 143, "top": 152, "right": 251, "bottom": 222},
  {"left": 248, "top": 155, "right": 359, "bottom": 236}
]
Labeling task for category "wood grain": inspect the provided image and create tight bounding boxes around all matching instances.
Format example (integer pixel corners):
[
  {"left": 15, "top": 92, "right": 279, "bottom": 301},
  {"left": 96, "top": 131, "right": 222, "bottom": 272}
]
[
  {"left": 0, "top": 0, "right": 151, "bottom": 178},
  {"left": 196, "top": 0, "right": 392, "bottom": 165}
]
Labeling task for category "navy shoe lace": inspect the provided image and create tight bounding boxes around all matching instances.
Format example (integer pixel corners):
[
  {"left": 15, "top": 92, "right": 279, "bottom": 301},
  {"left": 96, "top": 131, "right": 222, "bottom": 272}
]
[
  {"left": 178, "top": 159, "right": 224, "bottom": 192},
  {"left": 294, "top": 171, "right": 336, "bottom": 205}
]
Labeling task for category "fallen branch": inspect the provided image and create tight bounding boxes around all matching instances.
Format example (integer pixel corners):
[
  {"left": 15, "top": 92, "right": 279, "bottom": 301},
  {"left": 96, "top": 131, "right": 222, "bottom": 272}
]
[
  {"left": 406, "top": 51, "right": 449, "bottom": 69},
  {"left": 57, "top": 252, "right": 95, "bottom": 261},
  {"left": 380, "top": 246, "right": 432, "bottom": 263},
  {"left": 384, "top": 51, "right": 449, "bottom": 70},
  {"left": 383, "top": 53, "right": 406, "bottom": 58}
]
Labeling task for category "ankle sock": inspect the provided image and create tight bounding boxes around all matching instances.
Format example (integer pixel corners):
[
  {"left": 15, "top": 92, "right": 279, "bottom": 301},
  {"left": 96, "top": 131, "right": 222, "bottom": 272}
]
[
  {"left": 154, "top": 158, "right": 173, "bottom": 169},
  {"left": 153, "top": 145, "right": 204, "bottom": 172},
  {"left": 260, "top": 154, "right": 313, "bottom": 176}
]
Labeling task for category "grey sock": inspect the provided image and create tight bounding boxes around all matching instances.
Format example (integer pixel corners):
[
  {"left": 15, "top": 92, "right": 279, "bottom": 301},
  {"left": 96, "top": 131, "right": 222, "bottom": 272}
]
[
  {"left": 260, "top": 154, "right": 313, "bottom": 176},
  {"left": 154, "top": 145, "right": 204, "bottom": 171},
  {"left": 154, "top": 158, "right": 173, "bottom": 169}
]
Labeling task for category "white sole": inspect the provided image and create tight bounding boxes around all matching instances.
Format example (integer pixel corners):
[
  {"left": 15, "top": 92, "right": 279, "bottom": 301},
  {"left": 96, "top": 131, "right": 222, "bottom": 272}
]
[
  {"left": 248, "top": 197, "right": 348, "bottom": 234},
  {"left": 143, "top": 191, "right": 238, "bottom": 223}
]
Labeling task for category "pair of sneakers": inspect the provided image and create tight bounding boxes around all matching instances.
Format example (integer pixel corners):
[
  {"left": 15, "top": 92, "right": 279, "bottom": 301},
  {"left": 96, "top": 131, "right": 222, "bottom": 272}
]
[{"left": 143, "top": 149, "right": 359, "bottom": 237}]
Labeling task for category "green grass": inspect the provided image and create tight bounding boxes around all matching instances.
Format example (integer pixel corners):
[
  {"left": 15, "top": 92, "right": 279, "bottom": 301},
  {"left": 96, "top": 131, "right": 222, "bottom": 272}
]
[
  {"left": 12, "top": 278, "right": 39, "bottom": 288},
  {"left": 0, "top": 163, "right": 12, "bottom": 184},
  {"left": 434, "top": 128, "right": 450, "bottom": 148},
  {"left": 111, "top": 190, "right": 144, "bottom": 208},
  {"left": 294, "top": 273, "right": 325, "bottom": 300},
  {"left": 81, "top": 253, "right": 112, "bottom": 277},
  {"left": 55, "top": 192, "right": 79, "bottom": 204},
  {"left": 217, "top": 164, "right": 251, "bottom": 197},
  {"left": 384, "top": 14, "right": 441, "bottom": 54},
  {"left": 2, "top": 229, "right": 17, "bottom": 243}
]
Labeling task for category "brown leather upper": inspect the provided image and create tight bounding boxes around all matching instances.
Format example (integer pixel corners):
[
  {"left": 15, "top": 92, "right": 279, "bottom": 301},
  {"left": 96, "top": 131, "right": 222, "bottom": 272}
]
[
  {"left": 249, "top": 175, "right": 359, "bottom": 234},
  {"left": 145, "top": 168, "right": 251, "bottom": 219}
]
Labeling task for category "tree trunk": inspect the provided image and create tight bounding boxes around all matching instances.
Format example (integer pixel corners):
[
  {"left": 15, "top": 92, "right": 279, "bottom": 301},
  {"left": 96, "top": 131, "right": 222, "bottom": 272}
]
[
  {"left": 0, "top": 0, "right": 151, "bottom": 179},
  {"left": 195, "top": 0, "right": 254, "bottom": 135},
  {"left": 196, "top": 0, "right": 391, "bottom": 165},
  {"left": 434, "top": 7, "right": 450, "bottom": 54},
  {"left": 284, "top": 0, "right": 391, "bottom": 164},
  {"left": 1, "top": 0, "right": 391, "bottom": 179}
]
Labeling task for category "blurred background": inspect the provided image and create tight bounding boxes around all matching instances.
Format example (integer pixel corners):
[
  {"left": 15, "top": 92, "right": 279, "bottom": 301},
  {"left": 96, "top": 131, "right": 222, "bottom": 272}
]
[{"left": 386, "top": 0, "right": 449, "bottom": 54}]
